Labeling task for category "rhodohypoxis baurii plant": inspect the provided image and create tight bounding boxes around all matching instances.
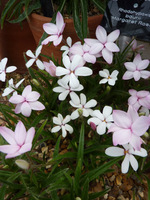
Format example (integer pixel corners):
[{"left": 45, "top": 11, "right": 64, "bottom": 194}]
[{"left": 0, "top": 11, "right": 150, "bottom": 199}]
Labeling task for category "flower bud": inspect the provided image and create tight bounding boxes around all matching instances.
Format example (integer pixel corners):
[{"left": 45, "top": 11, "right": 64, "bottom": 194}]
[
  {"left": 15, "top": 159, "right": 30, "bottom": 170},
  {"left": 76, "top": 197, "right": 81, "bottom": 200},
  {"left": 90, "top": 122, "right": 96, "bottom": 131},
  {"left": 106, "top": 85, "right": 111, "bottom": 92},
  {"left": 31, "top": 79, "right": 40, "bottom": 86}
]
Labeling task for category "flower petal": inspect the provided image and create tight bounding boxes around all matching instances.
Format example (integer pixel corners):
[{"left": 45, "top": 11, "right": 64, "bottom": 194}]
[
  {"left": 21, "top": 102, "right": 32, "bottom": 117},
  {"left": 113, "top": 129, "right": 132, "bottom": 146},
  {"left": 26, "top": 59, "right": 35, "bottom": 68},
  {"left": 9, "top": 95, "right": 24, "bottom": 104},
  {"left": 0, "top": 127, "right": 16, "bottom": 145},
  {"left": 105, "top": 42, "right": 120, "bottom": 52},
  {"left": 102, "top": 48, "right": 113, "bottom": 64},
  {"left": 6, "top": 66, "right": 17, "bottom": 73},
  {"left": 121, "top": 154, "right": 130, "bottom": 173},
  {"left": 29, "top": 101, "right": 45, "bottom": 111},
  {"left": 25, "top": 127, "right": 35, "bottom": 144},
  {"left": 105, "top": 147, "right": 124, "bottom": 157},
  {"left": 15, "top": 121, "right": 26, "bottom": 146},
  {"left": 131, "top": 116, "right": 150, "bottom": 136},
  {"left": 75, "top": 66, "right": 92, "bottom": 76},
  {"left": 96, "top": 25, "right": 107, "bottom": 43},
  {"left": 129, "top": 154, "right": 138, "bottom": 171}
]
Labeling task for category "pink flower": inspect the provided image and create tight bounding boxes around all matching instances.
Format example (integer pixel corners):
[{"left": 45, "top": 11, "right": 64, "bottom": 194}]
[
  {"left": 0, "top": 121, "right": 35, "bottom": 159},
  {"left": 42, "top": 12, "right": 65, "bottom": 46},
  {"left": 108, "top": 106, "right": 150, "bottom": 150},
  {"left": 9, "top": 85, "right": 45, "bottom": 117},
  {"left": 44, "top": 60, "right": 57, "bottom": 77},
  {"left": 123, "top": 54, "right": 150, "bottom": 81},
  {"left": 69, "top": 42, "right": 98, "bottom": 64},
  {"left": 128, "top": 89, "right": 150, "bottom": 110},
  {"left": 84, "top": 26, "right": 120, "bottom": 64}
]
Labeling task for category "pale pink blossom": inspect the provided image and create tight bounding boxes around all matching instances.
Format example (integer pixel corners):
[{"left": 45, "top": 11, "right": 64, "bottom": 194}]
[
  {"left": 25, "top": 45, "right": 44, "bottom": 70},
  {"left": 105, "top": 144, "right": 147, "bottom": 173},
  {"left": 99, "top": 69, "right": 119, "bottom": 86},
  {"left": 0, "top": 58, "right": 17, "bottom": 82},
  {"left": 44, "top": 60, "right": 57, "bottom": 77},
  {"left": 123, "top": 54, "right": 150, "bottom": 81},
  {"left": 69, "top": 93, "right": 97, "bottom": 120},
  {"left": 42, "top": 12, "right": 65, "bottom": 46},
  {"left": 69, "top": 42, "right": 98, "bottom": 64},
  {"left": 0, "top": 121, "right": 35, "bottom": 159},
  {"left": 9, "top": 85, "right": 45, "bottom": 117},
  {"left": 56, "top": 55, "right": 92, "bottom": 88},
  {"left": 61, "top": 37, "right": 73, "bottom": 56},
  {"left": 128, "top": 89, "right": 150, "bottom": 110},
  {"left": 2, "top": 78, "right": 24, "bottom": 97},
  {"left": 53, "top": 79, "right": 83, "bottom": 101},
  {"left": 108, "top": 106, "right": 150, "bottom": 150},
  {"left": 51, "top": 114, "right": 73, "bottom": 137},
  {"left": 88, "top": 106, "right": 113, "bottom": 135},
  {"left": 84, "top": 26, "right": 120, "bottom": 64}
]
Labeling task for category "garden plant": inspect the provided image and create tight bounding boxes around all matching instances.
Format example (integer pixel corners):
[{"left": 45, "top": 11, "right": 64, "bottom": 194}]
[{"left": 0, "top": 11, "right": 150, "bottom": 200}]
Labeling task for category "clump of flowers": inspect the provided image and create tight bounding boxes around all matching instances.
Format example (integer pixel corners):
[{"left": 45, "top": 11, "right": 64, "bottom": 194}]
[{"left": 0, "top": 11, "right": 150, "bottom": 199}]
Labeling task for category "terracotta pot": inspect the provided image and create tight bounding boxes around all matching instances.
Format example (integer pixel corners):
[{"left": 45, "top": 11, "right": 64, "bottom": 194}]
[
  {"left": 0, "top": 20, "right": 36, "bottom": 73},
  {"left": 27, "top": 13, "right": 103, "bottom": 63}
]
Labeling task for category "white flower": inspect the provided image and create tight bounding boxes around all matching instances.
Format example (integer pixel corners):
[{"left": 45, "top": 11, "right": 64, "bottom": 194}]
[
  {"left": 69, "top": 93, "right": 97, "bottom": 120},
  {"left": 99, "top": 69, "right": 119, "bottom": 86},
  {"left": 0, "top": 58, "right": 17, "bottom": 82},
  {"left": 2, "top": 78, "right": 25, "bottom": 96},
  {"left": 105, "top": 144, "right": 147, "bottom": 173},
  {"left": 88, "top": 106, "right": 113, "bottom": 135},
  {"left": 51, "top": 114, "right": 73, "bottom": 137},
  {"left": 61, "top": 37, "right": 73, "bottom": 56},
  {"left": 25, "top": 45, "right": 44, "bottom": 70},
  {"left": 53, "top": 79, "right": 84, "bottom": 101},
  {"left": 56, "top": 55, "right": 93, "bottom": 88}
]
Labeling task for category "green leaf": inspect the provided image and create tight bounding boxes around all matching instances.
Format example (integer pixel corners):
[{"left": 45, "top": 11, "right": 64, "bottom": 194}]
[
  {"left": 7, "top": 172, "right": 21, "bottom": 182},
  {"left": 31, "top": 112, "right": 47, "bottom": 127},
  {"left": 74, "top": 158, "right": 82, "bottom": 195},
  {"left": 49, "top": 152, "right": 77, "bottom": 163},
  {"left": 53, "top": 135, "right": 61, "bottom": 158},
  {"left": 0, "top": 177, "right": 22, "bottom": 189},
  {"left": 80, "top": 0, "right": 88, "bottom": 38},
  {"left": 0, "top": 0, "right": 18, "bottom": 28},
  {"left": 9, "top": 1, "right": 41, "bottom": 24},
  {"left": 91, "top": 0, "right": 105, "bottom": 13},
  {"left": 81, "top": 177, "right": 89, "bottom": 200},
  {"left": 74, "top": 123, "right": 85, "bottom": 195},
  {"left": 73, "top": 0, "right": 83, "bottom": 40},
  {"left": 77, "top": 123, "right": 84, "bottom": 162},
  {"left": 33, "top": 119, "right": 48, "bottom": 148},
  {"left": 0, "top": 184, "right": 6, "bottom": 200},
  {"left": 51, "top": 190, "right": 59, "bottom": 200},
  {"left": 82, "top": 157, "right": 121, "bottom": 183}
]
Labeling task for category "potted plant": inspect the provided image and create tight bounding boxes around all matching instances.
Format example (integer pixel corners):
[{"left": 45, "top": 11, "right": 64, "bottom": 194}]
[
  {"left": 0, "top": 10, "right": 150, "bottom": 199},
  {"left": 1, "top": 0, "right": 106, "bottom": 62},
  {"left": 0, "top": 0, "right": 36, "bottom": 74}
]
